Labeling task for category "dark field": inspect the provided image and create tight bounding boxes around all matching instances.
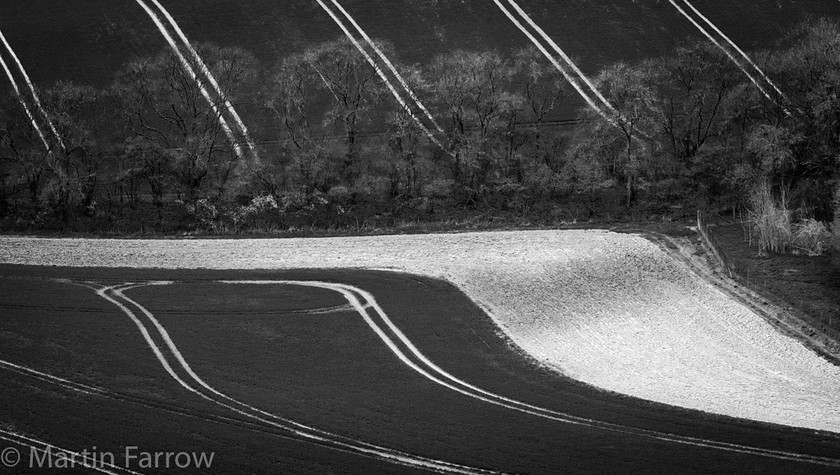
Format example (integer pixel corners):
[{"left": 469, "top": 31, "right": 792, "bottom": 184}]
[{"left": 1, "top": 265, "right": 839, "bottom": 474}]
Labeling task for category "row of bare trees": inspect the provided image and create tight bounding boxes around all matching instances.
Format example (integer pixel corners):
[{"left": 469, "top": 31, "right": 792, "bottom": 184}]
[
  {"left": 567, "top": 17, "right": 840, "bottom": 220},
  {"left": 255, "top": 40, "right": 571, "bottom": 201},
  {"left": 1, "top": 18, "right": 839, "bottom": 230}
]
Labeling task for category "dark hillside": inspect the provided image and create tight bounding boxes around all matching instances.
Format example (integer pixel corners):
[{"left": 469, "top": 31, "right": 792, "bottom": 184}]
[
  {"left": 3, "top": 0, "right": 840, "bottom": 241},
  {"left": 2, "top": 0, "right": 838, "bottom": 89}
]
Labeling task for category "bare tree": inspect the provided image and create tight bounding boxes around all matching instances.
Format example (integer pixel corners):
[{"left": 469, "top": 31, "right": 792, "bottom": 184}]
[
  {"left": 112, "top": 43, "right": 257, "bottom": 203},
  {"left": 765, "top": 18, "right": 840, "bottom": 218},
  {"left": 383, "top": 64, "right": 435, "bottom": 197},
  {"left": 0, "top": 94, "right": 52, "bottom": 205},
  {"left": 651, "top": 41, "right": 743, "bottom": 162},
  {"left": 512, "top": 46, "right": 569, "bottom": 160},
  {"left": 591, "top": 62, "right": 661, "bottom": 206},
  {"left": 429, "top": 50, "right": 522, "bottom": 188},
  {"left": 40, "top": 81, "right": 111, "bottom": 217},
  {"left": 262, "top": 49, "right": 342, "bottom": 195},
  {"left": 302, "top": 37, "right": 386, "bottom": 180}
]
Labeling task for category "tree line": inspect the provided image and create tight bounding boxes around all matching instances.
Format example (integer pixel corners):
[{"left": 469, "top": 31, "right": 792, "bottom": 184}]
[{"left": 0, "top": 18, "right": 838, "bottom": 240}]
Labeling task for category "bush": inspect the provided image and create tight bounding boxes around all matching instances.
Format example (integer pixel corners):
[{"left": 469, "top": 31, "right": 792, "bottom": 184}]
[
  {"left": 422, "top": 179, "right": 454, "bottom": 199},
  {"left": 327, "top": 185, "right": 352, "bottom": 203},
  {"left": 231, "top": 194, "right": 282, "bottom": 231},
  {"left": 747, "top": 182, "right": 834, "bottom": 257},
  {"left": 792, "top": 218, "right": 831, "bottom": 256},
  {"left": 186, "top": 198, "right": 219, "bottom": 229},
  {"left": 747, "top": 182, "right": 791, "bottom": 256},
  {"left": 833, "top": 184, "right": 840, "bottom": 259}
]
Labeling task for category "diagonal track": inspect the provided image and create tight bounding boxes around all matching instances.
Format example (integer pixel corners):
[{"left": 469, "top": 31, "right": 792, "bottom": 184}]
[
  {"left": 0, "top": 429, "right": 143, "bottom": 475},
  {"left": 0, "top": 29, "right": 65, "bottom": 151},
  {"left": 146, "top": 0, "right": 259, "bottom": 162},
  {"left": 679, "top": 0, "right": 788, "bottom": 102},
  {"left": 489, "top": 0, "right": 612, "bottom": 124},
  {"left": 0, "top": 357, "right": 426, "bottom": 462},
  {"left": 132, "top": 0, "right": 245, "bottom": 160},
  {"left": 0, "top": 49, "right": 50, "bottom": 150},
  {"left": 328, "top": 0, "right": 445, "bottom": 135},
  {"left": 314, "top": 0, "right": 450, "bottom": 155},
  {"left": 667, "top": 0, "right": 789, "bottom": 114}
]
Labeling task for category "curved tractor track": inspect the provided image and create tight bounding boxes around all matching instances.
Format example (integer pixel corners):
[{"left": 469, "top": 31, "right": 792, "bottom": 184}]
[
  {"left": 96, "top": 281, "right": 492, "bottom": 475},
  {"left": 5, "top": 275, "right": 837, "bottom": 473}
]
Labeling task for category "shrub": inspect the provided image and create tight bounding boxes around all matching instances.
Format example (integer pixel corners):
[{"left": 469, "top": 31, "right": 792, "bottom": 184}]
[
  {"left": 232, "top": 195, "right": 279, "bottom": 223},
  {"left": 792, "top": 218, "right": 831, "bottom": 256},
  {"left": 187, "top": 198, "right": 219, "bottom": 229},
  {"left": 278, "top": 191, "right": 309, "bottom": 211},
  {"left": 833, "top": 184, "right": 840, "bottom": 259},
  {"left": 747, "top": 182, "right": 791, "bottom": 256},
  {"left": 327, "top": 185, "right": 352, "bottom": 203},
  {"left": 422, "top": 179, "right": 454, "bottom": 199}
]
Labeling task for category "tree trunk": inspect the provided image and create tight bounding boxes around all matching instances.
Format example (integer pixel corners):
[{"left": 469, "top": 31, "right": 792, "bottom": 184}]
[
  {"left": 28, "top": 175, "right": 40, "bottom": 204},
  {"left": 625, "top": 138, "right": 634, "bottom": 208},
  {"left": 344, "top": 114, "right": 357, "bottom": 181}
]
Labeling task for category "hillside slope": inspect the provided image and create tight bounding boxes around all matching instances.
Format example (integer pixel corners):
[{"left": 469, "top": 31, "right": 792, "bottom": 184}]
[{"left": 2, "top": 0, "right": 839, "bottom": 90}]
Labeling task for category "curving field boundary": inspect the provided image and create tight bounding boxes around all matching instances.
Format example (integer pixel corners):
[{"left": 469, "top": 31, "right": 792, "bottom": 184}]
[{"left": 0, "top": 230, "right": 838, "bottom": 433}]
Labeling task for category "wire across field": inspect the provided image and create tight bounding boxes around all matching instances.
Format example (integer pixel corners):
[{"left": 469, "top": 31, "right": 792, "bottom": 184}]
[{"left": 1, "top": 267, "right": 839, "bottom": 473}]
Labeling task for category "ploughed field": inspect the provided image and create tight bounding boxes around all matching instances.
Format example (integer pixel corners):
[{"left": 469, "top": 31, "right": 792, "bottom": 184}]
[{"left": 1, "top": 230, "right": 839, "bottom": 473}]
